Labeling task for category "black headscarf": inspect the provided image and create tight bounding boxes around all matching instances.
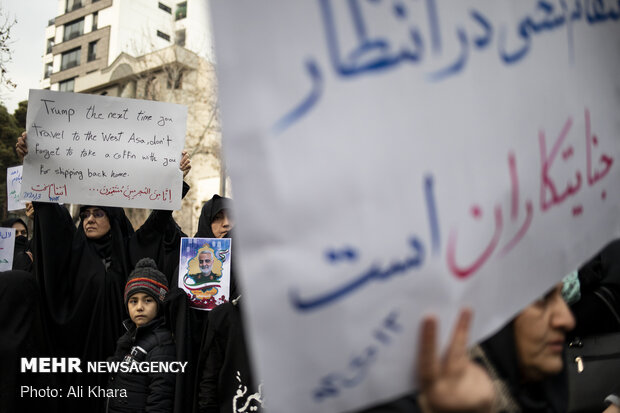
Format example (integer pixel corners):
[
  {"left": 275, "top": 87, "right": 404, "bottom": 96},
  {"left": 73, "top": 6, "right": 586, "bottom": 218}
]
[
  {"left": 77, "top": 205, "right": 134, "bottom": 270},
  {"left": 1, "top": 217, "right": 28, "bottom": 238},
  {"left": 479, "top": 320, "right": 569, "bottom": 412},
  {"left": 195, "top": 194, "right": 233, "bottom": 238}
]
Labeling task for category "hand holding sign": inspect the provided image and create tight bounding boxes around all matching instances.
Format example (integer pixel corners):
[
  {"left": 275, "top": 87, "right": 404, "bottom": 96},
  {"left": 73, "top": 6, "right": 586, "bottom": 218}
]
[
  {"left": 16, "top": 132, "right": 27, "bottom": 160},
  {"left": 180, "top": 150, "right": 191, "bottom": 178}
]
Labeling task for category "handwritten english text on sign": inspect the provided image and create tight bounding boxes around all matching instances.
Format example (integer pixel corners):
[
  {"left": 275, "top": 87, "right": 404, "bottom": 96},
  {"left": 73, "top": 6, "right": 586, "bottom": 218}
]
[
  {"left": 211, "top": 1, "right": 620, "bottom": 413},
  {"left": 21, "top": 89, "right": 187, "bottom": 210}
]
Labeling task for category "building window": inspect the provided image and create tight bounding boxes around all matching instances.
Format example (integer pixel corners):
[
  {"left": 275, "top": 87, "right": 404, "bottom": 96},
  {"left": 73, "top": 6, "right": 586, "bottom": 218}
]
[
  {"left": 44, "top": 63, "right": 53, "bottom": 79},
  {"left": 46, "top": 38, "right": 55, "bottom": 54},
  {"left": 65, "top": 0, "right": 82, "bottom": 13},
  {"left": 175, "top": 29, "right": 186, "bottom": 47},
  {"left": 63, "top": 18, "right": 84, "bottom": 42},
  {"left": 61, "top": 47, "right": 81, "bottom": 70},
  {"left": 175, "top": 1, "right": 187, "bottom": 20},
  {"left": 158, "top": 2, "right": 172, "bottom": 13},
  {"left": 59, "top": 78, "right": 75, "bottom": 92},
  {"left": 87, "top": 41, "right": 98, "bottom": 61},
  {"left": 92, "top": 12, "right": 98, "bottom": 31},
  {"left": 156, "top": 30, "right": 170, "bottom": 41}
]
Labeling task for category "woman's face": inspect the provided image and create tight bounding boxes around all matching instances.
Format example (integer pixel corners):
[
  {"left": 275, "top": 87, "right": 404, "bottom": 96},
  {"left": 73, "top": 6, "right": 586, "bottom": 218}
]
[
  {"left": 80, "top": 207, "right": 111, "bottom": 240},
  {"left": 211, "top": 209, "right": 233, "bottom": 238},
  {"left": 513, "top": 283, "right": 575, "bottom": 382},
  {"left": 12, "top": 222, "right": 27, "bottom": 238}
]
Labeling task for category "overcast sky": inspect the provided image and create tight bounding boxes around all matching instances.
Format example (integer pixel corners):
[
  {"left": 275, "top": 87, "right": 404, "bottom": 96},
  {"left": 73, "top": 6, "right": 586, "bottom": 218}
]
[{"left": 1, "top": 0, "right": 59, "bottom": 113}]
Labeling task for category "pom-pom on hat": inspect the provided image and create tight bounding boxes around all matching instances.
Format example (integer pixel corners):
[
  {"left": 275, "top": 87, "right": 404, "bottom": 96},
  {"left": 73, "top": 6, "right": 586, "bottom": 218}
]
[{"left": 124, "top": 258, "right": 169, "bottom": 308}]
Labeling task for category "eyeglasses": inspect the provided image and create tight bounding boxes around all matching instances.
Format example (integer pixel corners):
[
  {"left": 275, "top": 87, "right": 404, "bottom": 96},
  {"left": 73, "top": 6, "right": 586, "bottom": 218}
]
[{"left": 80, "top": 209, "right": 106, "bottom": 220}]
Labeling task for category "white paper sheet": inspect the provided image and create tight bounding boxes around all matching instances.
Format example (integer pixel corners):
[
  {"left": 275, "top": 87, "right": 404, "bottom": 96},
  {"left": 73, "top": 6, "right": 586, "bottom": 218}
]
[{"left": 21, "top": 89, "right": 187, "bottom": 210}]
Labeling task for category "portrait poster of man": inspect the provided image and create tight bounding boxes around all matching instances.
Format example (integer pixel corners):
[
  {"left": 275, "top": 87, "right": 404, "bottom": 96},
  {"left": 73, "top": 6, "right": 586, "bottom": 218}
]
[{"left": 178, "top": 237, "right": 232, "bottom": 310}]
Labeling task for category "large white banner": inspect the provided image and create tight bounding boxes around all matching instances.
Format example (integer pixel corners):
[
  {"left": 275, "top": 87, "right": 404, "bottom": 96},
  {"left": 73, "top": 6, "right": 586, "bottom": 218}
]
[
  {"left": 21, "top": 90, "right": 187, "bottom": 210},
  {"left": 210, "top": 1, "right": 620, "bottom": 412}
]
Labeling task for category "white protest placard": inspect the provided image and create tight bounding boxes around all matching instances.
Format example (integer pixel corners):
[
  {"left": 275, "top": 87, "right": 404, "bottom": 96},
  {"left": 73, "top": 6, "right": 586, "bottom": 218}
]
[
  {"left": 7, "top": 166, "right": 25, "bottom": 211},
  {"left": 210, "top": 1, "right": 620, "bottom": 412},
  {"left": 0, "top": 228, "right": 15, "bottom": 271},
  {"left": 21, "top": 89, "right": 187, "bottom": 210},
  {"left": 178, "top": 237, "right": 232, "bottom": 310}
]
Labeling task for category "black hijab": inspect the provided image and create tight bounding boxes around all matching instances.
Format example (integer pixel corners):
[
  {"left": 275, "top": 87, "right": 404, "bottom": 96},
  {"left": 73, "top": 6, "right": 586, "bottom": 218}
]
[
  {"left": 479, "top": 321, "right": 568, "bottom": 412},
  {"left": 1, "top": 217, "right": 28, "bottom": 238},
  {"left": 77, "top": 205, "right": 134, "bottom": 270},
  {"left": 195, "top": 194, "right": 233, "bottom": 238}
]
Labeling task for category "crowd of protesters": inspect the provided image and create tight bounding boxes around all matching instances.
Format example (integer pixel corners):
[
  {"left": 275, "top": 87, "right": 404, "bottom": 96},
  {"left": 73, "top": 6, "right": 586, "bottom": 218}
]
[{"left": 1, "top": 131, "right": 619, "bottom": 413}]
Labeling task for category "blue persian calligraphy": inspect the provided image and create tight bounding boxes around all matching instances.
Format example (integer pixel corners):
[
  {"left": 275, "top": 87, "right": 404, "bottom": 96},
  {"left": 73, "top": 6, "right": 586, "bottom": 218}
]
[
  {"left": 273, "top": 0, "right": 620, "bottom": 133},
  {"left": 289, "top": 175, "right": 439, "bottom": 312},
  {"left": 1, "top": 230, "right": 14, "bottom": 240}
]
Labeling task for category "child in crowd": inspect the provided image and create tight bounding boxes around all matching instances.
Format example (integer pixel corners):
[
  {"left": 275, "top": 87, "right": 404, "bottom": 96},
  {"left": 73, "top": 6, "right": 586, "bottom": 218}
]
[{"left": 107, "top": 258, "right": 176, "bottom": 412}]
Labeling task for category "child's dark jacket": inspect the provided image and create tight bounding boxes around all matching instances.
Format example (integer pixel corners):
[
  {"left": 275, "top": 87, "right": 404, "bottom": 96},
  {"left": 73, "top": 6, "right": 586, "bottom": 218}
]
[{"left": 107, "top": 317, "right": 176, "bottom": 412}]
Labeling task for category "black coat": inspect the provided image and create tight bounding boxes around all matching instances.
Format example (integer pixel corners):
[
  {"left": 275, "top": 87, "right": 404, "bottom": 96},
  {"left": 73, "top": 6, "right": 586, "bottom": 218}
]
[
  {"left": 107, "top": 318, "right": 176, "bottom": 413},
  {"left": 0, "top": 270, "right": 54, "bottom": 412},
  {"left": 198, "top": 300, "right": 262, "bottom": 413},
  {"left": 571, "top": 238, "right": 620, "bottom": 337}
]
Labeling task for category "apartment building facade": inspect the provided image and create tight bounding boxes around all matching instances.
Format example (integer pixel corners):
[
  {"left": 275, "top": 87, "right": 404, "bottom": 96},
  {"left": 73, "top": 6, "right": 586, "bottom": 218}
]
[{"left": 40, "top": 0, "right": 224, "bottom": 234}]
